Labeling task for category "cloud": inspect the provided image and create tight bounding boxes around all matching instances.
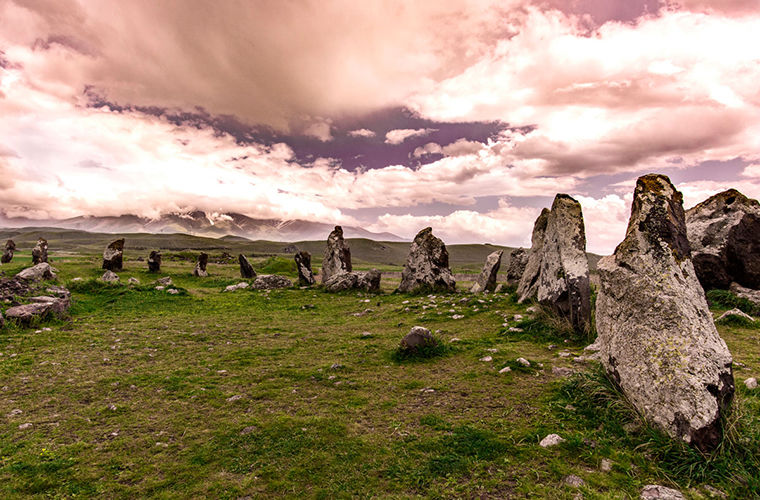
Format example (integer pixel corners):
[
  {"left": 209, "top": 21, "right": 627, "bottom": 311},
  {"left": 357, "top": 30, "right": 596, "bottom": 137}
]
[
  {"left": 384, "top": 128, "right": 438, "bottom": 145},
  {"left": 412, "top": 142, "right": 443, "bottom": 158},
  {"left": 302, "top": 119, "right": 333, "bottom": 142},
  {"left": 348, "top": 128, "right": 376, "bottom": 138},
  {"left": 409, "top": 7, "right": 760, "bottom": 176}
]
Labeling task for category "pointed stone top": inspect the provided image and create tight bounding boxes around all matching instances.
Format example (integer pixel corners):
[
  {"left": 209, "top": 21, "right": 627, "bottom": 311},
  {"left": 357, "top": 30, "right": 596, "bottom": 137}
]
[
  {"left": 688, "top": 187, "right": 759, "bottom": 213},
  {"left": 415, "top": 227, "right": 433, "bottom": 239},
  {"left": 619, "top": 173, "right": 689, "bottom": 262},
  {"left": 107, "top": 238, "right": 125, "bottom": 250}
]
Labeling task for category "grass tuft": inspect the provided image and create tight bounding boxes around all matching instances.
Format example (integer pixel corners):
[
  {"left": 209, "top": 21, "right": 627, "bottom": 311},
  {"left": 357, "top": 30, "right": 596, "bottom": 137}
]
[
  {"left": 390, "top": 337, "right": 452, "bottom": 363},
  {"left": 706, "top": 289, "right": 759, "bottom": 315}
]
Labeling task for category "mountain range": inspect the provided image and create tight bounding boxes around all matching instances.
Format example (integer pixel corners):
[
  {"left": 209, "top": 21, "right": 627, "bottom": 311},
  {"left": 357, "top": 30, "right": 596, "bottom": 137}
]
[{"left": 0, "top": 211, "right": 404, "bottom": 242}]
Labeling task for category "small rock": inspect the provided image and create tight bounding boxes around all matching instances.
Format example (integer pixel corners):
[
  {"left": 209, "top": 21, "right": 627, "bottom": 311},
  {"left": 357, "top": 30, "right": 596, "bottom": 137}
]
[
  {"left": 479, "top": 356, "right": 493, "bottom": 362},
  {"left": 449, "top": 337, "right": 461, "bottom": 343},
  {"left": 226, "top": 395, "right": 244, "bottom": 402},
  {"left": 108, "top": 404, "right": 117, "bottom": 411},
  {"left": 360, "top": 332, "right": 373, "bottom": 338},
  {"left": 508, "top": 327, "right": 523, "bottom": 332},
  {"left": 600, "top": 458, "right": 613, "bottom": 472},
  {"left": 539, "top": 433, "right": 564, "bottom": 447},
  {"left": 552, "top": 366, "right": 574, "bottom": 377},
  {"left": 486, "top": 348, "right": 498, "bottom": 353},
  {"left": 499, "top": 366, "right": 512, "bottom": 374},
  {"left": 240, "top": 426, "right": 257, "bottom": 435},
  {"left": 330, "top": 363, "right": 344, "bottom": 370},
  {"left": 451, "top": 314, "right": 464, "bottom": 319},
  {"left": 101, "top": 270, "right": 120, "bottom": 283},
  {"left": 745, "top": 377, "right": 757, "bottom": 390},
  {"left": 155, "top": 286, "right": 165, "bottom": 291},
  {"left": 127, "top": 277, "right": 140, "bottom": 285},
  {"left": 716, "top": 308, "right": 754, "bottom": 322},
  {"left": 563, "top": 475, "right": 585, "bottom": 488},
  {"left": 18, "top": 423, "right": 33, "bottom": 430},
  {"left": 156, "top": 277, "right": 173, "bottom": 286},
  {"left": 640, "top": 485, "right": 685, "bottom": 499},
  {"left": 516, "top": 357, "right": 530, "bottom": 367},
  {"left": 167, "top": 289, "right": 179, "bottom": 295}
]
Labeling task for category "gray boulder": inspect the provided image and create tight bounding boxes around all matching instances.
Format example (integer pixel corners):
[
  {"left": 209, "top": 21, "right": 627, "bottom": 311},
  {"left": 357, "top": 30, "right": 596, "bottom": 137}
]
[
  {"left": 686, "top": 189, "right": 760, "bottom": 290},
  {"left": 324, "top": 270, "right": 381, "bottom": 292},
  {"left": 728, "top": 282, "right": 760, "bottom": 306},
  {"left": 505, "top": 247, "right": 528, "bottom": 285},
  {"left": 16, "top": 263, "right": 56, "bottom": 281},
  {"left": 399, "top": 326, "right": 437, "bottom": 352},
  {"left": 294, "top": 251, "right": 315, "bottom": 286},
  {"left": 471, "top": 250, "right": 503, "bottom": 293},
  {"left": 535, "top": 194, "right": 592, "bottom": 333},
  {"left": 156, "top": 276, "right": 173, "bottom": 286},
  {"left": 239, "top": 254, "right": 256, "bottom": 279},
  {"left": 715, "top": 308, "right": 754, "bottom": 323},
  {"left": 4, "top": 295, "right": 70, "bottom": 325},
  {"left": 148, "top": 251, "right": 161, "bottom": 272},
  {"left": 640, "top": 485, "right": 685, "bottom": 500},
  {"left": 102, "top": 238, "right": 124, "bottom": 271},
  {"left": 101, "top": 270, "right": 120, "bottom": 283},
  {"left": 595, "top": 174, "right": 734, "bottom": 452},
  {"left": 397, "top": 227, "right": 455, "bottom": 293},
  {"left": 1, "top": 239, "right": 15, "bottom": 264},
  {"left": 517, "top": 209, "right": 550, "bottom": 301},
  {"left": 321, "top": 226, "right": 352, "bottom": 283},
  {"left": 32, "top": 238, "right": 48, "bottom": 264},
  {"left": 252, "top": 274, "right": 292, "bottom": 290},
  {"left": 193, "top": 253, "right": 209, "bottom": 277}
]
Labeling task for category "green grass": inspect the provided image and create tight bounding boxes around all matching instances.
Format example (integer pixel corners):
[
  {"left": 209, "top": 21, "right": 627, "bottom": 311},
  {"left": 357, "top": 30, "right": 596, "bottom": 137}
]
[
  {"left": 0, "top": 248, "right": 757, "bottom": 498},
  {"left": 707, "top": 289, "right": 760, "bottom": 315}
]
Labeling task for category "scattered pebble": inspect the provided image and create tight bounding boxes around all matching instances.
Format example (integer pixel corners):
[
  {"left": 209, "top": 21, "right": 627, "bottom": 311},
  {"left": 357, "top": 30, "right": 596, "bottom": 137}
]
[
  {"left": 552, "top": 366, "right": 574, "bottom": 377},
  {"left": 240, "top": 426, "right": 257, "bottom": 435},
  {"left": 640, "top": 485, "right": 685, "bottom": 499},
  {"left": 452, "top": 314, "right": 464, "bottom": 320},
  {"left": 486, "top": 348, "right": 498, "bottom": 353},
  {"left": 18, "top": 423, "right": 33, "bottom": 430},
  {"left": 226, "top": 395, "right": 244, "bottom": 402},
  {"left": 330, "top": 363, "right": 344, "bottom": 370},
  {"left": 499, "top": 366, "right": 512, "bottom": 374},
  {"left": 600, "top": 458, "right": 613, "bottom": 472},
  {"left": 508, "top": 327, "right": 523, "bottom": 332},
  {"left": 539, "top": 433, "right": 564, "bottom": 447},
  {"left": 745, "top": 377, "right": 757, "bottom": 390},
  {"left": 479, "top": 356, "right": 493, "bottom": 362},
  {"left": 449, "top": 337, "right": 461, "bottom": 343},
  {"left": 564, "top": 475, "right": 585, "bottom": 488},
  {"left": 516, "top": 357, "right": 530, "bottom": 367}
]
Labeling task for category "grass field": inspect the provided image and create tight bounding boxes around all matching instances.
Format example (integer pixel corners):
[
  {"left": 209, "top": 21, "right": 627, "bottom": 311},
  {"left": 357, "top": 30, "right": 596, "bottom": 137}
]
[{"left": 0, "top": 248, "right": 758, "bottom": 498}]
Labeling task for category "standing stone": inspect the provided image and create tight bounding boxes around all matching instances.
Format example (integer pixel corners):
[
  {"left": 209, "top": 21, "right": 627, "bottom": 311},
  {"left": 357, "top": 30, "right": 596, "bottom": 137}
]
[
  {"left": 506, "top": 247, "right": 528, "bottom": 285},
  {"left": 536, "top": 195, "right": 592, "bottom": 333},
  {"left": 148, "top": 251, "right": 162, "bottom": 272},
  {"left": 294, "top": 251, "right": 315, "bottom": 286},
  {"left": 102, "top": 238, "right": 125, "bottom": 271},
  {"left": 397, "top": 228, "right": 456, "bottom": 293},
  {"left": 471, "top": 250, "right": 503, "bottom": 293},
  {"left": 321, "top": 226, "right": 352, "bottom": 283},
  {"left": 686, "top": 189, "right": 760, "bottom": 290},
  {"left": 517, "top": 209, "right": 550, "bottom": 302},
  {"left": 32, "top": 238, "right": 48, "bottom": 264},
  {"left": 239, "top": 254, "right": 256, "bottom": 279},
  {"left": 595, "top": 174, "right": 734, "bottom": 452},
  {"left": 1, "top": 239, "right": 15, "bottom": 264},
  {"left": 193, "top": 252, "right": 209, "bottom": 277}
]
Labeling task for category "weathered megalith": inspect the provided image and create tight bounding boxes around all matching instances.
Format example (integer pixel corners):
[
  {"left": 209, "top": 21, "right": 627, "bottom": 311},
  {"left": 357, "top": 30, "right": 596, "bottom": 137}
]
[
  {"left": 321, "top": 226, "right": 352, "bottom": 283},
  {"left": 397, "top": 228, "right": 455, "bottom": 293},
  {"left": 324, "top": 269, "right": 382, "bottom": 293},
  {"left": 471, "top": 250, "right": 503, "bottom": 293},
  {"left": 595, "top": 174, "right": 734, "bottom": 451},
  {"left": 505, "top": 247, "right": 528, "bottom": 285},
  {"left": 294, "top": 250, "right": 315, "bottom": 286},
  {"left": 5, "top": 295, "right": 70, "bottom": 325},
  {"left": 1, "top": 239, "right": 15, "bottom": 264},
  {"left": 148, "top": 251, "right": 162, "bottom": 272},
  {"left": 102, "top": 238, "right": 125, "bottom": 271},
  {"left": 535, "top": 195, "right": 592, "bottom": 333},
  {"left": 32, "top": 238, "right": 48, "bottom": 264},
  {"left": 239, "top": 254, "right": 256, "bottom": 279},
  {"left": 193, "top": 252, "right": 209, "bottom": 277},
  {"left": 517, "top": 209, "right": 550, "bottom": 302},
  {"left": 685, "top": 189, "right": 760, "bottom": 290}
]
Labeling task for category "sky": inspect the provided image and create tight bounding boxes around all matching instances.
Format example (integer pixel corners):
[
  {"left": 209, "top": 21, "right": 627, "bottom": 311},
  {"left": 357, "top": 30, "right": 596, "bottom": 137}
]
[{"left": 1, "top": 0, "right": 759, "bottom": 254}]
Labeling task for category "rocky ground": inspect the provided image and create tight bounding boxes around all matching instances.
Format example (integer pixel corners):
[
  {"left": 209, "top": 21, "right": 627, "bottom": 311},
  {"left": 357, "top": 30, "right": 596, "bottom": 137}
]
[{"left": 0, "top": 250, "right": 758, "bottom": 498}]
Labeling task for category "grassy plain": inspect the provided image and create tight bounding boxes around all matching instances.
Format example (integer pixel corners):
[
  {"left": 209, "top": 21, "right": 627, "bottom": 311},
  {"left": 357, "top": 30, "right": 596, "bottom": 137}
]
[{"left": 0, "top": 244, "right": 758, "bottom": 498}]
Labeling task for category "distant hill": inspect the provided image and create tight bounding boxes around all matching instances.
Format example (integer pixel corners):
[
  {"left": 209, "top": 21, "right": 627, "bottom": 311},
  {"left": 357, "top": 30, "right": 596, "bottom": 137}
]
[{"left": 0, "top": 211, "right": 403, "bottom": 242}]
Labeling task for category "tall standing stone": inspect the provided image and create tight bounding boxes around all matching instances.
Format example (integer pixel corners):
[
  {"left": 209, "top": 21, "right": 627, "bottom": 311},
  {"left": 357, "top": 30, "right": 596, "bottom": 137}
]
[
  {"left": 517, "top": 209, "right": 550, "bottom": 302},
  {"left": 1, "top": 239, "right": 15, "bottom": 264},
  {"left": 32, "top": 238, "right": 48, "bottom": 264},
  {"left": 295, "top": 250, "right": 315, "bottom": 286},
  {"left": 595, "top": 174, "right": 734, "bottom": 452},
  {"left": 148, "top": 251, "right": 162, "bottom": 272},
  {"left": 321, "top": 226, "right": 351, "bottom": 283},
  {"left": 193, "top": 252, "right": 209, "bottom": 277},
  {"left": 470, "top": 250, "right": 503, "bottom": 293},
  {"left": 397, "top": 227, "right": 455, "bottom": 293},
  {"left": 239, "top": 254, "right": 256, "bottom": 279},
  {"left": 685, "top": 189, "right": 760, "bottom": 290},
  {"left": 505, "top": 247, "right": 528, "bottom": 286},
  {"left": 536, "top": 195, "right": 592, "bottom": 334},
  {"left": 102, "top": 238, "right": 125, "bottom": 271}
]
